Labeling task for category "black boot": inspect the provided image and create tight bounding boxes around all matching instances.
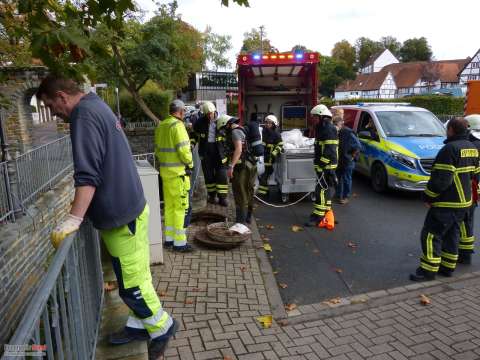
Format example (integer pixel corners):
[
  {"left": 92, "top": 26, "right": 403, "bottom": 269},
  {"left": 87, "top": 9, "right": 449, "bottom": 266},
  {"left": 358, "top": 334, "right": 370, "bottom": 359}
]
[
  {"left": 235, "top": 207, "right": 247, "bottom": 224},
  {"left": 218, "top": 196, "right": 228, "bottom": 207},
  {"left": 207, "top": 193, "right": 217, "bottom": 204},
  {"left": 438, "top": 265, "right": 454, "bottom": 277},
  {"left": 458, "top": 252, "right": 472, "bottom": 265},
  {"left": 409, "top": 267, "right": 436, "bottom": 282},
  {"left": 148, "top": 319, "right": 178, "bottom": 360},
  {"left": 304, "top": 214, "right": 322, "bottom": 227}
]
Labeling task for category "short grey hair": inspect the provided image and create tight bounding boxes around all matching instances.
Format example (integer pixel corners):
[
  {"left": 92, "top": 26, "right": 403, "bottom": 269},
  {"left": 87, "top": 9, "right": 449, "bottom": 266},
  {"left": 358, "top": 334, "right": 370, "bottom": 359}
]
[{"left": 169, "top": 99, "right": 185, "bottom": 114}]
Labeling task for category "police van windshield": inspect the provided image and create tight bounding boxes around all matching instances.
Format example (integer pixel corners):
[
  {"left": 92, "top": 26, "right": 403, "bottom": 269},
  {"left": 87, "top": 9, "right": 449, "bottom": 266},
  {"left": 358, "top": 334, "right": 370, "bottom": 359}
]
[{"left": 376, "top": 111, "right": 445, "bottom": 137}]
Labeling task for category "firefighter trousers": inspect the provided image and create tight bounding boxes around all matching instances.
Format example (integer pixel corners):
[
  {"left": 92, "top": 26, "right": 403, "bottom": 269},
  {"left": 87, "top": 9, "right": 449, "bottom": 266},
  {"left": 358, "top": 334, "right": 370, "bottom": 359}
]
[
  {"left": 258, "top": 164, "right": 274, "bottom": 196},
  {"left": 311, "top": 171, "right": 336, "bottom": 220},
  {"left": 419, "top": 207, "right": 467, "bottom": 275},
  {"left": 162, "top": 175, "right": 190, "bottom": 247},
  {"left": 201, "top": 143, "right": 228, "bottom": 199},
  {"left": 459, "top": 204, "right": 476, "bottom": 255},
  {"left": 232, "top": 162, "right": 257, "bottom": 223},
  {"left": 101, "top": 205, "right": 173, "bottom": 339}
]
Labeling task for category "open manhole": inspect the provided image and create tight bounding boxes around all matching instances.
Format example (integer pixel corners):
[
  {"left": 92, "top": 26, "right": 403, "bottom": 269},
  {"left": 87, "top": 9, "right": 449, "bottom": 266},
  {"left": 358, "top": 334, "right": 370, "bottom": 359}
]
[{"left": 190, "top": 211, "right": 226, "bottom": 227}]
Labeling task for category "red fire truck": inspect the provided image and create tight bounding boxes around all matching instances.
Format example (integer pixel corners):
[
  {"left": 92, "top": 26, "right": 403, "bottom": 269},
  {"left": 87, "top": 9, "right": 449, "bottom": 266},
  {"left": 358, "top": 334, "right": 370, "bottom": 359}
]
[{"left": 237, "top": 52, "right": 319, "bottom": 132}]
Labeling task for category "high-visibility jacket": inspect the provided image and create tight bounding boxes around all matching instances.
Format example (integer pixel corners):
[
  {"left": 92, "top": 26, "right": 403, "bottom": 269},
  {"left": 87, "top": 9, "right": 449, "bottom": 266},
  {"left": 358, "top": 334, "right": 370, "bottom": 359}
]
[
  {"left": 262, "top": 128, "right": 283, "bottom": 166},
  {"left": 155, "top": 115, "right": 193, "bottom": 178},
  {"left": 423, "top": 133, "right": 478, "bottom": 208},
  {"left": 314, "top": 119, "right": 338, "bottom": 172}
]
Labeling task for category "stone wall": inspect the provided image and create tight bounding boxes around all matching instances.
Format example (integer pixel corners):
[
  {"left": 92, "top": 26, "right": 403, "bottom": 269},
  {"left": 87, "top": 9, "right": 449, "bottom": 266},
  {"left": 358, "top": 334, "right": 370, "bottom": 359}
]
[
  {"left": 124, "top": 128, "right": 155, "bottom": 155},
  {"left": 0, "top": 174, "right": 74, "bottom": 347}
]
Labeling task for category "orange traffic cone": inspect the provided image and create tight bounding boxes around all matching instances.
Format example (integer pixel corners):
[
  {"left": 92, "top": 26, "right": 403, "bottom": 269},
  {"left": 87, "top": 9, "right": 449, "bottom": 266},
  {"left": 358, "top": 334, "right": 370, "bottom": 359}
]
[{"left": 318, "top": 210, "right": 335, "bottom": 230}]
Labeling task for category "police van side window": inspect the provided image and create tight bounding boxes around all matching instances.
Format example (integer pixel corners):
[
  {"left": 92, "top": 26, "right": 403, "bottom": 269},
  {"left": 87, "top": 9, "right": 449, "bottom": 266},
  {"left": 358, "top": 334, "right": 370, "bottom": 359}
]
[{"left": 358, "top": 111, "right": 379, "bottom": 141}]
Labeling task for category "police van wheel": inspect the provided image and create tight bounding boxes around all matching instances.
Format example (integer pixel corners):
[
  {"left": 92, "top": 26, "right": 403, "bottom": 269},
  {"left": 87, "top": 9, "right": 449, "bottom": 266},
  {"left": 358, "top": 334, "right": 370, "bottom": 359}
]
[
  {"left": 281, "top": 193, "right": 289, "bottom": 203},
  {"left": 371, "top": 163, "right": 388, "bottom": 193}
]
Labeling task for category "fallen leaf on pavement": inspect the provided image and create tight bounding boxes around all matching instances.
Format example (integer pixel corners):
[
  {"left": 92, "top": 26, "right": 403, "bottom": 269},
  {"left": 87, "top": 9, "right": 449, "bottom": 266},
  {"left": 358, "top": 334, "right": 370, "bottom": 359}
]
[
  {"left": 256, "top": 315, "right": 273, "bottom": 328},
  {"left": 158, "top": 291, "right": 167, "bottom": 297},
  {"left": 277, "top": 320, "right": 289, "bottom": 327},
  {"left": 334, "top": 268, "right": 343, "bottom": 274},
  {"left": 279, "top": 283, "right": 288, "bottom": 289},
  {"left": 224, "top": 357, "right": 233, "bottom": 360},
  {"left": 263, "top": 244, "right": 272, "bottom": 252},
  {"left": 240, "top": 265, "right": 247, "bottom": 272},
  {"left": 285, "top": 303, "right": 297, "bottom": 311},
  {"left": 266, "top": 224, "right": 275, "bottom": 230},
  {"left": 323, "top": 297, "right": 342, "bottom": 305},
  {"left": 347, "top": 242, "right": 357, "bottom": 249},
  {"left": 103, "top": 281, "right": 118, "bottom": 292},
  {"left": 185, "top": 299, "right": 194, "bottom": 305},
  {"left": 420, "top": 294, "right": 431, "bottom": 306},
  {"left": 291, "top": 225, "right": 304, "bottom": 232}
]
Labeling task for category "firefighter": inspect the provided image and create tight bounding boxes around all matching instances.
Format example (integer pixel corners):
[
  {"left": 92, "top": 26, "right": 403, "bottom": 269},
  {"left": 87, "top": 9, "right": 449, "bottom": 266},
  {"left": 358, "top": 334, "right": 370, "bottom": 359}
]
[
  {"left": 458, "top": 114, "right": 480, "bottom": 264},
  {"left": 305, "top": 105, "right": 339, "bottom": 227},
  {"left": 410, "top": 118, "right": 478, "bottom": 281},
  {"left": 217, "top": 114, "right": 257, "bottom": 224},
  {"left": 155, "top": 99, "right": 194, "bottom": 253},
  {"left": 257, "top": 115, "right": 283, "bottom": 198},
  {"left": 193, "top": 102, "right": 229, "bottom": 206}
]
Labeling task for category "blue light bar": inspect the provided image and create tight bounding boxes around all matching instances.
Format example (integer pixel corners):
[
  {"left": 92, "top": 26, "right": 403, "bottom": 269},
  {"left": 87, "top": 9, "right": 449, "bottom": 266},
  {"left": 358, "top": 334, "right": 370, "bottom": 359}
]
[
  {"left": 253, "top": 54, "right": 261, "bottom": 60},
  {"left": 295, "top": 53, "right": 304, "bottom": 59}
]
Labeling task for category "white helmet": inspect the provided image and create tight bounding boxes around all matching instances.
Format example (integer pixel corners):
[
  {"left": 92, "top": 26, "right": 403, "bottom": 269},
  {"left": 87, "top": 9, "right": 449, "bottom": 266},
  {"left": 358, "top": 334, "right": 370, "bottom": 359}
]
[
  {"left": 311, "top": 104, "right": 332, "bottom": 117},
  {"left": 201, "top": 101, "right": 216, "bottom": 114},
  {"left": 216, "top": 114, "right": 232, "bottom": 130},
  {"left": 465, "top": 114, "right": 480, "bottom": 139},
  {"left": 264, "top": 114, "right": 278, "bottom": 127}
]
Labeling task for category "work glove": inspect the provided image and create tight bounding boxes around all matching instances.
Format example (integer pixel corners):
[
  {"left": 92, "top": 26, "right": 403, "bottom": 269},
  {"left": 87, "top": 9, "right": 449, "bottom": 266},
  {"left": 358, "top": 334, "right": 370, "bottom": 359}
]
[
  {"left": 51, "top": 214, "right": 83, "bottom": 249},
  {"left": 185, "top": 167, "right": 193, "bottom": 176}
]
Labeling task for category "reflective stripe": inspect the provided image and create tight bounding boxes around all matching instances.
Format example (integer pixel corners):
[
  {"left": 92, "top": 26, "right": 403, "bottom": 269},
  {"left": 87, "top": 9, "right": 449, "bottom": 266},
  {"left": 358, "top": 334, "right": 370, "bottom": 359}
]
[
  {"left": 313, "top": 210, "right": 325, "bottom": 216},
  {"left": 175, "top": 140, "right": 190, "bottom": 149},
  {"left": 460, "top": 221, "right": 467, "bottom": 239},
  {"left": 157, "top": 148, "right": 176, "bottom": 153},
  {"left": 453, "top": 174, "right": 466, "bottom": 203},
  {"left": 459, "top": 244, "right": 475, "bottom": 250},
  {"left": 159, "top": 162, "right": 184, "bottom": 167},
  {"left": 320, "top": 157, "right": 330, "bottom": 164},
  {"left": 165, "top": 226, "right": 174, "bottom": 231},
  {"left": 421, "top": 255, "right": 441, "bottom": 264},
  {"left": 432, "top": 200, "right": 472, "bottom": 208},
  {"left": 165, "top": 236, "right": 174, "bottom": 242},
  {"left": 432, "top": 163, "right": 456, "bottom": 172},
  {"left": 222, "top": 158, "right": 228, "bottom": 164},
  {"left": 426, "top": 232, "right": 434, "bottom": 263},
  {"left": 126, "top": 316, "right": 145, "bottom": 329},
  {"left": 325, "top": 164, "right": 337, "bottom": 170},
  {"left": 456, "top": 166, "right": 476, "bottom": 173},
  {"left": 148, "top": 316, "right": 174, "bottom": 339},
  {"left": 316, "top": 140, "right": 339, "bottom": 145},
  {"left": 441, "top": 252, "right": 458, "bottom": 261},
  {"left": 133, "top": 290, "right": 141, "bottom": 295},
  {"left": 175, "top": 229, "right": 186, "bottom": 235},
  {"left": 424, "top": 188, "right": 439, "bottom": 198},
  {"left": 440, "top": 260, "right": 456, "bottom": 269},
  {"left": 420, "top": 261, "right": 439, "bottom": 272}
]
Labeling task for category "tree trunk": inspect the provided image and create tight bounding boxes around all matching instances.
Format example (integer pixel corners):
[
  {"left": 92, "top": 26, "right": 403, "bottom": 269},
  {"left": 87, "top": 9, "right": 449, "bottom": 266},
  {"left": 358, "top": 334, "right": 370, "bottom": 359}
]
[{"left": 129, "top": 87, "right": 161, "bottom": 124}]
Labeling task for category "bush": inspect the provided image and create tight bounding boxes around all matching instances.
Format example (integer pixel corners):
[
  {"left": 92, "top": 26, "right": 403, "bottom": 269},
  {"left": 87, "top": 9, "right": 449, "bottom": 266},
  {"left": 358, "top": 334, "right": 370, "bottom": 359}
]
[
  {"left": 119, "top": 82, "right": 173, "bottom": 122},
  {"left": 328, "top": 96, "right": 464, "bottom": 116}
]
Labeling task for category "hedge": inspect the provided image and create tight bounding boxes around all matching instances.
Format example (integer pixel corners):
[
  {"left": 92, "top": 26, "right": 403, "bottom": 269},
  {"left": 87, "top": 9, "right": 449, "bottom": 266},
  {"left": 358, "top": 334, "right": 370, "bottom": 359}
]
[
  {"left": 119, "top": 82, "right": 173, "bottom": 122},
  {"left": 319, "top": 96, "right": 464, "bottom": 116}
]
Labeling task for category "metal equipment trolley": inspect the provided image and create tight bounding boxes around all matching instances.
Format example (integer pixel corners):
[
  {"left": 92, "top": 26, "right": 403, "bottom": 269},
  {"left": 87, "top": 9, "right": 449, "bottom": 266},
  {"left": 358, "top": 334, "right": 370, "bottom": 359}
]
[{"left": 275, "top": 147, "right": 317, "bottom": 203}]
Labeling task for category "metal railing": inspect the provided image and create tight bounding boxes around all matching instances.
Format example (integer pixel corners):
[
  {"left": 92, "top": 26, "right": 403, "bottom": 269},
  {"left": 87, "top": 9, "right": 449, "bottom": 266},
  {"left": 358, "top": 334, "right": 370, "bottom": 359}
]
[
  {"left": 0, "top": 161, "right": 15, "bottom": 223},
  {"left": 133, "top": 152, "right": 156, "bottom": 168},
  {"left": 2, "top": 222, "right": 104, "bottom": 360},
  {"left": 125, "top": 121, "right": 156, "bottom": 130},
  {"left": 13, "top": 136, "right": 73, "bottom": 210}
]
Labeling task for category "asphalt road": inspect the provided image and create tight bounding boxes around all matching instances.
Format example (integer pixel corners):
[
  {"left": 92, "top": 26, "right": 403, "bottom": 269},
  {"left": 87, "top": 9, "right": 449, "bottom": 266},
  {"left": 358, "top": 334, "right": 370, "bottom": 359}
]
[{"left": 255, "top": 173, "right": 480, "bottom": 306}]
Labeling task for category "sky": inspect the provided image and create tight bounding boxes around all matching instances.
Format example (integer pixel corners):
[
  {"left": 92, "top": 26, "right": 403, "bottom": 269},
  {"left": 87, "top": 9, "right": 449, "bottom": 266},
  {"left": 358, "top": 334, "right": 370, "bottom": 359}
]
[{"left": 136, "top": 0, "right": 480, "bottom": 70}]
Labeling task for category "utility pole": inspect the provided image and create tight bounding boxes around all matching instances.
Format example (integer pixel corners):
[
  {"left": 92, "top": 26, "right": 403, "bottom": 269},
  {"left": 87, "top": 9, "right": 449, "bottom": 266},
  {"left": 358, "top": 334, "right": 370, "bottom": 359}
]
[{"left": 259, "top": 25, "right": 265, "bottom": 54}]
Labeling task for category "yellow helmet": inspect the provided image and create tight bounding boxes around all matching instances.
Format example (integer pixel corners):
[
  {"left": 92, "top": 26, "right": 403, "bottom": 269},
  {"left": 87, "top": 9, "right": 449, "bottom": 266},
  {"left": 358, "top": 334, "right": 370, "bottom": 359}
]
[
  {"left": 201, "top": 101, "right": 216, "bottom": 114},
  {"left": 311, "top": 104, "right": 332, "bottom": 117}
]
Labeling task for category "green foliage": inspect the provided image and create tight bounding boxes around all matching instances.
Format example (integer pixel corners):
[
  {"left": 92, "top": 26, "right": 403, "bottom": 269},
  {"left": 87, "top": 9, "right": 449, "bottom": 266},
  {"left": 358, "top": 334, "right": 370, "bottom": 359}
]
[
  {"left": 331, "top": 40, "right": 356, "bottom": 69},
  {"left": 291, "top": 45, "right": 311, "bottom": 52},
  {"left": 355, "top": 37, "right": 384, "bottom": 68},
  {"left": 203, "top": 26, "right": 232, "bottom": 70},
  {"left": 380, "top": 36, "right": 401, "bottom": 57},
  {"left": 241, "top": 27, "right": 277, "bottom": 54},
  {"left": 331, "top": 96, "right": 464, "bottom": 116},
  {"left": 318, "top": 56, "right": 356, "bottom": 97},
  {"left": 221, "top": 0, "right": 250, "bottom": 6},
  {"left": 227, "top": 98, "right": 238, "bottom": 116},
  {"left": 400, "top": 37, "right": 433, "bottom": 62},
  {"left": 119, "top": 82, "right": 173, "bottom": 122}
]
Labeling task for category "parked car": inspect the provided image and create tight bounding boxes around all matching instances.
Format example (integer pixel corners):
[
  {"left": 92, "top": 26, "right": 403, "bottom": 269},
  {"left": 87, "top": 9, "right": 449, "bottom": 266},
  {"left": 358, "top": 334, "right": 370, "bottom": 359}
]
[{"left": 334, "top": 103, "right": 446, "bottom": 192}]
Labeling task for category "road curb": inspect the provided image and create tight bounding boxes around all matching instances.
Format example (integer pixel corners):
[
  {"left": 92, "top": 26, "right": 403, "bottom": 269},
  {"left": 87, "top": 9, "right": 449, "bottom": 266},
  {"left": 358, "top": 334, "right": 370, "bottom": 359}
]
[
  {"left": 250, "top": 217, "right": 289, "bottom": 320},
  {"left": 282, "top": 270, "right": 480, "bottom": 325}
]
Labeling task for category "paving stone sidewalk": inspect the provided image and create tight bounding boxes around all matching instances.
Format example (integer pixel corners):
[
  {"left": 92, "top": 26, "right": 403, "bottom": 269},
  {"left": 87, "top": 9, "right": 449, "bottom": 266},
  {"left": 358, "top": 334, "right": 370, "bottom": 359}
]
[{"left": 151, "top": 200, "right": 480, "bottom": 360}]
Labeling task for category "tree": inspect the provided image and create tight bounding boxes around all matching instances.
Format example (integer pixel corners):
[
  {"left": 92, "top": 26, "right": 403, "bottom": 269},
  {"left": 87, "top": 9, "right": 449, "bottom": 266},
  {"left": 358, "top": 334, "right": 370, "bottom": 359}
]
[
  {"left": 203, "top": 26, "right": 232, "bottom": 70},
  {"left": 291, "top": 45, "right": 311, "bottom": 52},
  {"left": 331, "top": 40, "right": 356, "bottom": 69},
  {"left": 355, "top": 37, "right": 383, "bottom": 68},
  {"left": 0, "top": 0, "right": 248, "bottom": 122},
  {"left": 0, "top": 1, "right": 32, "bottom": 66},
  {"left": 380, "top": 36, "right": 401, "bottom": 57},
  {"left": 241, "top": 27, "right": 277, "bottom": 54},
  {"left": 318, "top": 56, "right": 356, "bottom": 97},
  {"left": 399, "top": 37, "right": 432, "bottom": 62}
]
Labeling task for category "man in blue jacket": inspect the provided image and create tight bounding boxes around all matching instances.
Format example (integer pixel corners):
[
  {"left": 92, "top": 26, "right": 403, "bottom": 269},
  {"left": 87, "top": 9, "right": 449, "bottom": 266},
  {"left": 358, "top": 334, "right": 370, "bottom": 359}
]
[{"left": 37, "top": 75, "right": 176, "bottom": 358}]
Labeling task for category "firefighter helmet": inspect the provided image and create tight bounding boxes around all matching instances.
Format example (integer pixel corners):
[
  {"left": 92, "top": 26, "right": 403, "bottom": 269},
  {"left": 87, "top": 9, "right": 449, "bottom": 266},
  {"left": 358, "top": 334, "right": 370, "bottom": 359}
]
[
  {"left": 310, "top": 104, "right": 332, "bottom": 117},
  {"left": 201, "top": 101, "right": 216, "bottom": 114},
  {"left": 216, "top": 114, "right": 232, "bottom": 129},
  {"left": 465, "top": 114, "right": 480, "bottom": 139},
  {"left": 264, "top": 114, "right": 279, "bottom": 127}
]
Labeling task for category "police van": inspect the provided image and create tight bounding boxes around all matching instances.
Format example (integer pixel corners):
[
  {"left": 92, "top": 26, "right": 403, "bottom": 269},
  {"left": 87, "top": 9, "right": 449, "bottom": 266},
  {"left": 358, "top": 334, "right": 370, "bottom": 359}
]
[{"left": 334, "top": 103, "right": 446, "bottom": 192}]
